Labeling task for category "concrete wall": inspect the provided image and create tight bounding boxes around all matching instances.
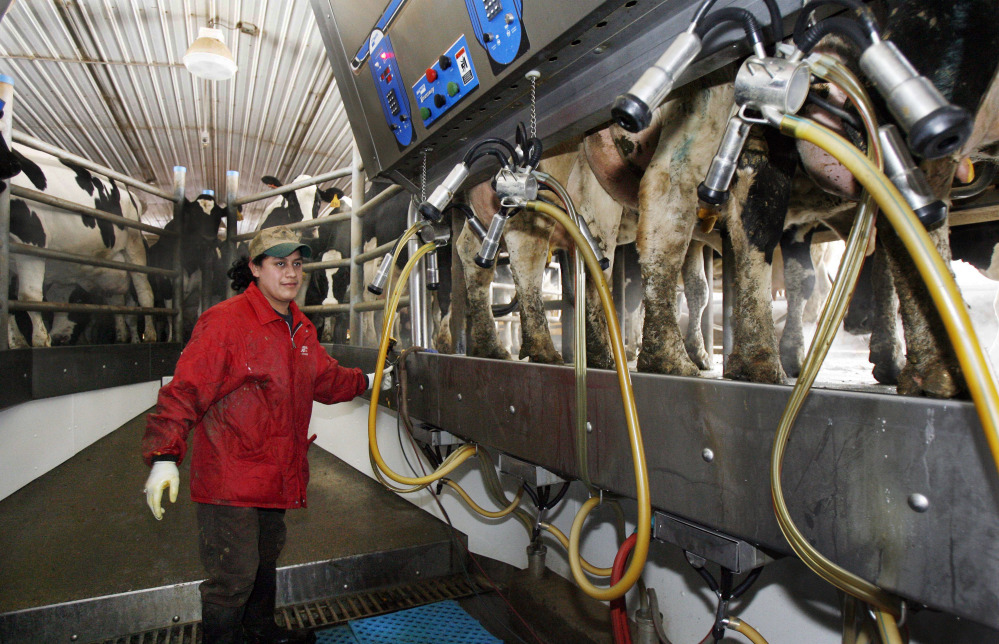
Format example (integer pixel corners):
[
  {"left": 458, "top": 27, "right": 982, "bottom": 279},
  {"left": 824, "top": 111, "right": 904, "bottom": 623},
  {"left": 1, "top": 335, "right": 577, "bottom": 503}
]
[
  {"left": 312, "top": 398, "right": 999, "bottom": 644},
  {"left": 0, "top": 380, "right": 160, "bottom": 501}
]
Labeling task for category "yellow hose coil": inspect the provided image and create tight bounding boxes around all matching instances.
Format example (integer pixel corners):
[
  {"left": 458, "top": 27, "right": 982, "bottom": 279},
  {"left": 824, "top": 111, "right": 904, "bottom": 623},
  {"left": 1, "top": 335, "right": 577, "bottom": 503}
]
[
  {"left": 538, "top": 522, "right": 613, "bottom": 577},
  {"left": 525, "top": 199, "right": 651, "bottom": 601}
]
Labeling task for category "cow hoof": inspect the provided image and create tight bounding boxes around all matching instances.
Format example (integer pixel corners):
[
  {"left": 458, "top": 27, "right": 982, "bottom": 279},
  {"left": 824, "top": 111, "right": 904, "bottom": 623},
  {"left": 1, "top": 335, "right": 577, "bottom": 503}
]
[
  {"left": 524, "top": 348, "right": 563, "bottom": 365},
  {"left": 725, "top": 352, "right": 786, "bottom": 384},
  {"left": 636, "top": 352, "right": 700, "bottom": 377},
  {"left": 871, "top": 358, "right": 902, "bottom": 386},
  {"left": 780, "top": 351, "right": 803, "bottom": 379},
  {"left": 897, "top": 361, "right": 964, "bottom": 399},
  {"left": 471, "top": 346, "right": 513, "bottom": 361},
  {"left": 687, "top": 346, "right": 712, "bottom": 371}
]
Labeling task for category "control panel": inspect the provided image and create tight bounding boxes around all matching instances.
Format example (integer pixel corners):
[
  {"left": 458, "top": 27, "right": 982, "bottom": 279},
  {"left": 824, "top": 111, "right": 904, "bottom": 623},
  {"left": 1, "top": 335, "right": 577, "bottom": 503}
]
[
  {"left": 368, "top": 29, "right": 414, "bottom": 148},
  {"left": 464, "top": 0, "right": 528, "bottom": 69},
  {"left": 412, "top": 35, "right": 480, "bottom": 128}
]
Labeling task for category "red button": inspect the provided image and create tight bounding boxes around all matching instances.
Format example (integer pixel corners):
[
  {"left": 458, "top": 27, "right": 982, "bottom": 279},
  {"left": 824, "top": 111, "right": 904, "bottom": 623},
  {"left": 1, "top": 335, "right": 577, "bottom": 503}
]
[{"left": 425, "top": 68, "right": 438, "bottom": 82}]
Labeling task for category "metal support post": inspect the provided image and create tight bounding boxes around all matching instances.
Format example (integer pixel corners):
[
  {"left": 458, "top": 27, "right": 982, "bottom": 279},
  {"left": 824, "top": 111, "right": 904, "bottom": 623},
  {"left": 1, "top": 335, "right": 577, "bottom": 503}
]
[
  {"left": 721, "top": 231, "right": 734, "bottom": 368},
  {"left": 407, "top": 198, "right": 429, "bottom": 347},
  {"left": 349, "top": 143, "right": 365, "bottom": 346},
  {"left": 702, "top": 244, "right": 714, "bottom": 362},
  {"left": 0, "top": 74, "right": 13, "bottom": 350},
  {"left": 225, "top": 171, "right": 239, "bottom": 300},
  {"left": 172, "top": 166, "right": 187, "bottom": 343}
]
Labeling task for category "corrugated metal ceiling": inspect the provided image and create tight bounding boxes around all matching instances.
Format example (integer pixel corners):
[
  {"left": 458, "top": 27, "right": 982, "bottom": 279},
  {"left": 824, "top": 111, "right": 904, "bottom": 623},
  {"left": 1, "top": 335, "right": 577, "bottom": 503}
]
[{"left": 0, "top": 0, "right": 355, "bottom": 233}]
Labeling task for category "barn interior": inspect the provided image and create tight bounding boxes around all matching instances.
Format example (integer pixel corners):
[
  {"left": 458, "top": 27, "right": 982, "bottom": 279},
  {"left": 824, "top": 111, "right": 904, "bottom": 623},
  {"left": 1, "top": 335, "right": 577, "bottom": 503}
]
[{"left": 3, "top": 2, "right": 999, "bottom": 644}]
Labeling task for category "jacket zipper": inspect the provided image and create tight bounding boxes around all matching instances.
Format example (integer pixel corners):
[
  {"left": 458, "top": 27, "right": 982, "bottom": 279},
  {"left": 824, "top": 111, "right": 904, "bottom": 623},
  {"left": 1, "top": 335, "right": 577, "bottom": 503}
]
[{"left": 289, "top": 319, "right": 305, "bottom": 505}]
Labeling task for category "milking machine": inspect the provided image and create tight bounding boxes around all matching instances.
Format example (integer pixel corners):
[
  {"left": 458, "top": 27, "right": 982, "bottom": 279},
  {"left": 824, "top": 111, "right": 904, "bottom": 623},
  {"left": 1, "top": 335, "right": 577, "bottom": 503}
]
[
  {"left": 364, "top": 114, "right": 653, "bottom": 603},
  {"left": 612, "top": 1, "right": 999, "bottom": 641}
]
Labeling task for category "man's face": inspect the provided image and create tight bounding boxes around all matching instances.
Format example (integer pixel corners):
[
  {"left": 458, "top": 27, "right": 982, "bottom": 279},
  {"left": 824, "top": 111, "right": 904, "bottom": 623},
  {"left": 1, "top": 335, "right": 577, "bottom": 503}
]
[{"left": 251, "top": 251, "right": 304, "bottom": 313}]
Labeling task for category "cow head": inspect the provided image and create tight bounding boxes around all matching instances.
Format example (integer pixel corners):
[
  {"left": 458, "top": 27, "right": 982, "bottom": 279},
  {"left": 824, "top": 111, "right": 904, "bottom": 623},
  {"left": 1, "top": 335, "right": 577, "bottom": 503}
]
[{"left": 258, "top": 175, "right": 346, "bottom": 237}]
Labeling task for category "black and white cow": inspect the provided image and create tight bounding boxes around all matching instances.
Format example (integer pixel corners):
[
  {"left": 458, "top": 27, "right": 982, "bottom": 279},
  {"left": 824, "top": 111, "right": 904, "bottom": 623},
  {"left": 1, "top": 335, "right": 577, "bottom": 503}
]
[
  {"left": 7, "top": 144, "right": 157, "bottom": 348},
  {"left": 145, "top": 191, "right": 232, "bottom": 342}
]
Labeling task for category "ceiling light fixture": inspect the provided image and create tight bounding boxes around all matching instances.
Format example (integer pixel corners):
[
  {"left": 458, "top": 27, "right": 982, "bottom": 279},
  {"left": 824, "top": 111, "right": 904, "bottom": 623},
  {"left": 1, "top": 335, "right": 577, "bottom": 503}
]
[{"left": 183, "top": 27, "right": 237, "bottom": 81}]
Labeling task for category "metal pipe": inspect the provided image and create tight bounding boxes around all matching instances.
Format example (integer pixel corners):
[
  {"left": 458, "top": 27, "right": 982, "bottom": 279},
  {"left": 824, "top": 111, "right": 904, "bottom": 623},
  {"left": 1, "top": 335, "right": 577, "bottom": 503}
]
[
  {"left": 225, "top": 171, "right": 240, "bottom": 299},
  {"left": 304, "top": 257, "right": 352, "bottom": 272},
  {"left": 12, "top": 131, "right": 174, "bottom": 201},
  {"left": 0, "top": 74, "right": 12, "bottom": 350},
  {"left": 350, "top": 143, "right": 365, "bottom": 346},
  {"left": 10, "top": 185, "right": 174, "bottom": 237},
  {"left": 354, "top": 239, "right": 397, "bottom": 265},
  {"left": 9, "top": 300, "right": 174, "bottom": 316},
  {"left": 407, "top": 199, "right": 429, "bottom": 346},
  {"left": 9, "top": 242, "right": 176, "bottom": 277},
  {"left": 232, "top": 167, "right": 353, "bottom": 207},
  {"left": 172, "top": 166, "right": 186, "bottom": 343},
  {"left": 300, "top": 297, "right": 412, "bottom": 315}
]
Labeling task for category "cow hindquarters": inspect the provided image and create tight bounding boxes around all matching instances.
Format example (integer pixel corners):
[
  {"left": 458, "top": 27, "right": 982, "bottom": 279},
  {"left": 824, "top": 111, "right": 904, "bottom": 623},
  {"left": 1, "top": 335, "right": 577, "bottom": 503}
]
[{"left": 12, "top": 255, "right": 50, "bottom": 347}]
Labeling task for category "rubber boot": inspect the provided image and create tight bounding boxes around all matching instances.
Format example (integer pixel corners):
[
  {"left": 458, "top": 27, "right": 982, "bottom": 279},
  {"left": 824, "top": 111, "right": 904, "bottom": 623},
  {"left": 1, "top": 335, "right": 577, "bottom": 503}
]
[
  {"left": 201, "top": 601, "right": 246, "bottom": 644},
  {"left": 241, "top": 565, "right": 315, "bottom": 644}
]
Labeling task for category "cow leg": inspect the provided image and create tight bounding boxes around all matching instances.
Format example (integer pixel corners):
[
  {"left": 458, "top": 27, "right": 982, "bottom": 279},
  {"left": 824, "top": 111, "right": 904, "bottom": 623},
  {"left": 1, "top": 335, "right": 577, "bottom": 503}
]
[
  {"left": 123, "top": 231, "right": 157, "bottom": 343},
  {"left": 45, "top": 283, "right": 80, "bottom": 345},
  {"left": 635, "top": 190, "right": 698, "bottom": 376},
  {"left": 681, "top": 240, "right": 712, "bottom": 370},
  {"left": 12, "top": 255, "right": 50, "bottom": 347},
  {"left": 867, "top": 243, "right": 904, "bottom": 385},
  {"left": 724, "top": 131, "right": 797, "bottom": 384},
  {"left": 109, "top": 293, "right": 133, "bottom": 343},
  {"left": 453, "top": 223, "right": 509, "bottom": 359},
  {"left": 778, "top": 225, "right": 816, "bottom": 378},
  {"left": 505, "top": 212, "right": 562, "bottom": 364},
  {"left": 878, "top": 219, "right": 963, "bottom": 397}
]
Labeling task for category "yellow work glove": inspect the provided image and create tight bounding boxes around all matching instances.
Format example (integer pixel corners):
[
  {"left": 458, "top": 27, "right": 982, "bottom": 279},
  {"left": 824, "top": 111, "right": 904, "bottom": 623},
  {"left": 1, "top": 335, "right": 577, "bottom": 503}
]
[
  {"left": 366, "top": 365, "right": 395, "bottom": 392},
  {"left": 144, "top": 461, "right": 180, "bottom": 520}
]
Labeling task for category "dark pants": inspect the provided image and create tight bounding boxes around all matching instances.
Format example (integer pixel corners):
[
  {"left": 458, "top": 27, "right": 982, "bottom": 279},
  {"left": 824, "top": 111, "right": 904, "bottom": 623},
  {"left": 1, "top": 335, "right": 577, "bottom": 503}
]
[{"left": 197, "top": 503, "right": 287, "bottom": 641}]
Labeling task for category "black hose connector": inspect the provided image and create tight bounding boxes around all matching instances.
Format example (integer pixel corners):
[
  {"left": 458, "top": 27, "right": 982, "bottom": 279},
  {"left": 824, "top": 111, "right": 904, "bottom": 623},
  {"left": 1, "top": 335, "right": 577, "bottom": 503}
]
[
  {"left": 793, "top": 0, "right": 881, "bottom": 45},
  {"left": 418, "top": 202, "right": 443, "bottom": 222},
  {"left": 697, "top": 182, "right": 730, "bottom": 207},
  {"left": 463, "top": 137, "right": 519, "bottom": 167},
  {"left": 612, "top": 93, "right": 654, "bottom": 134},
  {"left": 695, "top": 7, "right": 765, "bottom": 53},
  {"left": 908, "top": 105, "right": 973, "bottom": 161},
  {"left": 794, "top": 15, "right": 872, "bottom": 54}
]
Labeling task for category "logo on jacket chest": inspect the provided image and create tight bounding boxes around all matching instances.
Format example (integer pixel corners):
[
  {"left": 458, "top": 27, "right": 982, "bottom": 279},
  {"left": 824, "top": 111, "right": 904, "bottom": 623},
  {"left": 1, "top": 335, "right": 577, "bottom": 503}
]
[{"left": 300, "top": 345, "right": 309, "bottom": 356}]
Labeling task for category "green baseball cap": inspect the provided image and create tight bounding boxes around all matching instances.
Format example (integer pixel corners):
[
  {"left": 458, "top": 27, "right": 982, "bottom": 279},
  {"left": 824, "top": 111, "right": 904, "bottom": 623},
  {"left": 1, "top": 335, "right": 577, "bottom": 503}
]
[{"left": 249, "top": 225, "right": 312, "bottom": 259}]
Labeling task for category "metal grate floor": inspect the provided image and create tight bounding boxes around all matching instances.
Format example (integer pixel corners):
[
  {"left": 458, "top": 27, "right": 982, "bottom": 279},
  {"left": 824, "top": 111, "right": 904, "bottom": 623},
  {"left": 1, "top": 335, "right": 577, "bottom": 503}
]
[{"left": 86, "top": 574, "right": 486, "bottom": 644}]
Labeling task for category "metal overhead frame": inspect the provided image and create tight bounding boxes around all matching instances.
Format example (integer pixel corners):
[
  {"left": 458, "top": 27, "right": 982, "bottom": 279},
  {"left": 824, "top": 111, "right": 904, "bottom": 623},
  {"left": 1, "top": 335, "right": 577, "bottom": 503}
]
[{"left": 311, "top": 0, "right": 805, "bottom": 191}]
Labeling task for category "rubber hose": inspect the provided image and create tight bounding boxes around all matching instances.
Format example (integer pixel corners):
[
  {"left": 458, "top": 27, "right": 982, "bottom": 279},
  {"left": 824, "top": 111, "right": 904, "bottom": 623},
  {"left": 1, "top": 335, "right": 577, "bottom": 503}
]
[
  {"left": 795, "top": 16, "right": 871, "bottom": 54},
  {"left": 526, "top": 199, "right": 651, "bottom": 601},
  {"left": 539, "top": 522, "right": 613, "bottom": 577},
  {"left": 695, "top": 7, "right": 764, "bottom": 53},
  {"left": 443, "top": 479, "right": 524, "bottom": 518},
  {"left": 611, "top": 533, "right": 638, "bottom": 644},
  {"left": 724, "top": 617, "right": 769, "bottom": 644}
]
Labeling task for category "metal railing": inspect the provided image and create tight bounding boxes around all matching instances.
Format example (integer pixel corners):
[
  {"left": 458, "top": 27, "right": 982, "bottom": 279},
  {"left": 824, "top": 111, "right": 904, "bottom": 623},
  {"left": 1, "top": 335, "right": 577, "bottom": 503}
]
[
  {"left": 1, "top": 123, "right": 184, "bottom": 349},
  {"left": 224, "top": 148, "right": 411, "bottom": 347}
]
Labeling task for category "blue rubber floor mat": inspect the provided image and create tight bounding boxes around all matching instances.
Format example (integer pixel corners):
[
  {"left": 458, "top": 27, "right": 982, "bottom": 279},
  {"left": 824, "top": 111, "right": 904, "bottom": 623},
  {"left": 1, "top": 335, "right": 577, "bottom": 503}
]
[
  {"left": 314, "top": 624, "right": 359, "bottom": 644},
  {"left": 315, "top": 599, "right": 501, "bottom": 644}
]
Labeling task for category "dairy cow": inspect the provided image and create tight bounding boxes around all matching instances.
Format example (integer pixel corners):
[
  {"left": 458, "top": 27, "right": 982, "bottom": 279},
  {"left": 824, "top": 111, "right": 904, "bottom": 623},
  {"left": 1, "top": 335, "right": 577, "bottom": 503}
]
[{"left": 6, "top": 144, "right": 157, "bottom": 348}]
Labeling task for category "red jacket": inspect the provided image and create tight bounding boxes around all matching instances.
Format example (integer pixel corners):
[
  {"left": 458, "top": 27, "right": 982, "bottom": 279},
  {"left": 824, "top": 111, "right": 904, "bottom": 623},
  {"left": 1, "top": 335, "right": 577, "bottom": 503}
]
[{"left": 142, "top": 282, "right": 367, "bottom": 509}]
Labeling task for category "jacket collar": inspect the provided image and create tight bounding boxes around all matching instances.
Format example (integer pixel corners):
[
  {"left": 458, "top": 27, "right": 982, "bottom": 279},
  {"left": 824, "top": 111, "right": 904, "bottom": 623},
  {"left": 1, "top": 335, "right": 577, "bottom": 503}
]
[{"left": 245, "top": 282, "right": 306, "bottom": 327}]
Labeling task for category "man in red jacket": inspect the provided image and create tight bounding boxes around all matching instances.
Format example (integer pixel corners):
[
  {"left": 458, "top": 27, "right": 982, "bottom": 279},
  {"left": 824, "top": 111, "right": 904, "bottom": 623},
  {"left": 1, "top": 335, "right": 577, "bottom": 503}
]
[{"left": 142, "top": 226, "right": 391, "bottom": 644}]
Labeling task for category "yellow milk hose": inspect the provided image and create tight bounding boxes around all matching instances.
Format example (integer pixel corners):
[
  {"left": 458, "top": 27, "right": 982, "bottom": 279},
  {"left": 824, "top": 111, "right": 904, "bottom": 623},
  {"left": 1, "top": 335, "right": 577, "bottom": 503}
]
[
  {"left": 368, "top": 241, "right": 478, "bottom": 486},
  {"left": 724, "top": 617, "right": 769, "bottom": 644},
  {"left": 774, "top": 114, "right": 999, "bottom": 626},
  {"left": 780, "top": 115, "right": 999, "bottom": 478},
  {"left": 525, "top": 199, "right": 651, "bottom": 601},
  {"left": 442, "top": 479, "right": 524, "bottom": 518},
  {"left": 769, "top": 61, "right": 903, "bottom": 615}
]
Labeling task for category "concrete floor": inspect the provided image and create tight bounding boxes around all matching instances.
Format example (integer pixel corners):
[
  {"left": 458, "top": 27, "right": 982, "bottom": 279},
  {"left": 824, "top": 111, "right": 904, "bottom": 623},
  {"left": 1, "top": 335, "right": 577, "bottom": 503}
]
[{"left": 0, "top": 409, "right": 613, "bottom": 643}]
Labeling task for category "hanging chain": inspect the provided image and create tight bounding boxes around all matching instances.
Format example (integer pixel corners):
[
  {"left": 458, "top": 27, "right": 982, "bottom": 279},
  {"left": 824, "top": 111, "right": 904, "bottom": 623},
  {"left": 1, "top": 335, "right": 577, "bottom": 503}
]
[
  {"left": 420, "top": 148, "right": 429, "bottom": 202},
  {"left": 526, "top": 70, "right": 540, "bottom": 139}
]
